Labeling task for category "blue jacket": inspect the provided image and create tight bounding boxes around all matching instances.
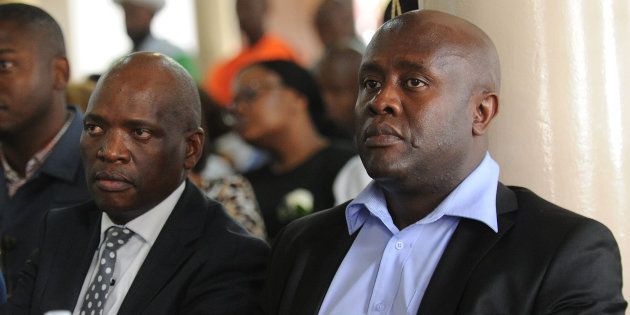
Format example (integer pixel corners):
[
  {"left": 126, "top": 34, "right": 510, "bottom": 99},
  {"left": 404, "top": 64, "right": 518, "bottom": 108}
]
[{"left": 0, "top": 106, "right": 91, "bottom": 292}]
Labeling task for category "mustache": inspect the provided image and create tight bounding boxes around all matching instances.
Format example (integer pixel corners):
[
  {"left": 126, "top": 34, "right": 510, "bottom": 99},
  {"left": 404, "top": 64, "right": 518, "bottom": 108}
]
[
  {"left": 93, "top": 170, "right": 133, "bottom": 184},
  {"left": 361, "top": 123, "right": 403, "bottom": 141}
]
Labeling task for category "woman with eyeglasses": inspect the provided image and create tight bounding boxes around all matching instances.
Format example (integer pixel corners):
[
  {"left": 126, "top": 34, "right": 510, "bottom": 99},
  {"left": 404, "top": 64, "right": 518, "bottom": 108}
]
[{"left": 231, "top": 60, "right": 355, "bottom": 240}]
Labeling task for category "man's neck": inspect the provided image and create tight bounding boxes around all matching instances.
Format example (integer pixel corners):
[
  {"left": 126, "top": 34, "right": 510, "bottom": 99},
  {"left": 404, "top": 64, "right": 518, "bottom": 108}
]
[
  {"left": 380, "top": 151, "right": 488, "bottom": 229},
  {"left": 245, "top": 31, "right": 264, "bottom": 47},
  {"left": 132, "top": 32, "right": 151, "bottom": 51},
  {"left": 382, "top": 184, "right": 451, "bottom": 229},
  {"left": 1, "top": 106, "right": 68, "bottom": 176}
]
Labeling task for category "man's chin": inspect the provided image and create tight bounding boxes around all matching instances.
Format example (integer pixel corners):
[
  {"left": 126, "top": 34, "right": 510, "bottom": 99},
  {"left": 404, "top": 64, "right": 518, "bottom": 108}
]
[{"left": 92, "top": 194, "right": 134, "bottom": 214}]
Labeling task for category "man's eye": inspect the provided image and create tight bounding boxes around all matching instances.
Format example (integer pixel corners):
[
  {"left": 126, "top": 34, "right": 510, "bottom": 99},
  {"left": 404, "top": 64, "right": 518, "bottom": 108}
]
[
  {"left": 405, "top": 78, "right": 427, "bottom": 88},
  {"left": 132, "top": 128, "right": 151, "bottom": 140},
  {"left": 84, "top": 124, "right": 103, "bottom": 136},
  {"left": 363, "top": 80, "right": 382, "bottom": 91},
  {"left": 0, "top": 61, "right": 14, "bottom": 71}
]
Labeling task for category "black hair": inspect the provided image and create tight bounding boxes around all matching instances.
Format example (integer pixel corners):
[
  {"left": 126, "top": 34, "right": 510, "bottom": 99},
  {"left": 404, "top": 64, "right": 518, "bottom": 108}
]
[
  {"left": 253, "top": 60, "right": 329, "bottom": 135},
  {"left": 0, "top": 3, "right": 66, "bottom": 57}
]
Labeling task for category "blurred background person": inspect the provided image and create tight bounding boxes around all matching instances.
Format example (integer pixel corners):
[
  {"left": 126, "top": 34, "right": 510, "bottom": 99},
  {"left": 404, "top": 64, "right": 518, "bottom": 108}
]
[
  {"left": 231, "top": 60, "right": 354, "bottom": 239},
  {"left": 0, "top": 3, "right": 90, "bottom": 292},
  {"left": 203, "top": 0, "right": 300, "bottom": 176},
  {"left": 314, "top": 0, "right": 365, "bottom": 54},
  {"left": 114, "top": 0, "right": 199, "bottom": 80},
  {"left": 314, "top": 45, "right": 362, "bottom": 142},
  {"left": 189, "top": 88, "right": 266, "bottom": 240},
  {"left": 314, "top": 44, "right": 372, "bottom": 205},
  {"left": 312, "top": 0, "right": 372, "bottom": 205},
  {"left": 203, "top": 0, "right": 299, "bottom": 108}
]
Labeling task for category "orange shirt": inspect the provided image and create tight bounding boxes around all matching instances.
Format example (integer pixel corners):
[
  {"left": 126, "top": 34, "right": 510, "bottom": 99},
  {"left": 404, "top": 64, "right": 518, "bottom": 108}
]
[{"left": 203, "top": 34, "right": 299, "bottom": 106}]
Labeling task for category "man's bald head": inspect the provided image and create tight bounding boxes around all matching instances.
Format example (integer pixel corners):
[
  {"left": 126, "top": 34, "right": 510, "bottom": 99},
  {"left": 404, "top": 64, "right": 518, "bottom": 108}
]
[
  {"left": 93, "top": 52, "right": 201, "bottom": 132},
  {"left": 374, "top": 10, "right": 500, "bottom": 94}
]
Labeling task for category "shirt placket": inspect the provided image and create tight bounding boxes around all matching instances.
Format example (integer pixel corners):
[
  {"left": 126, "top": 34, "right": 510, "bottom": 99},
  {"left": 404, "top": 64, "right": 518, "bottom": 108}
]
[{"left": 368, "top": 232, "right": 413, "bottom": 315}]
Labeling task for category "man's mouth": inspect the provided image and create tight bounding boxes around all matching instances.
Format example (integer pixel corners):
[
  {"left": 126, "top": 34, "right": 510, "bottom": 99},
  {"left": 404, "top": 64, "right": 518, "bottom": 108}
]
[
  {"left": 362, "top": 123, "right": 404, "bottom": 147},
  {"left": 93, "top": 171, "right": 133, "bottom": 192}
]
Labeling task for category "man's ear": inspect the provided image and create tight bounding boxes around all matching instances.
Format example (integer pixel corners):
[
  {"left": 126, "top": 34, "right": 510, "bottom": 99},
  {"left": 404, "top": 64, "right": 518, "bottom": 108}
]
[
  {"left": 183, "top": 127, "right": 205, "bottom": 170},
  {"left": 472, "top": 92, "right": 499, "bottom": 136},
  {"left": 52, "top": 56, "right": 70, "bottom": 91}
]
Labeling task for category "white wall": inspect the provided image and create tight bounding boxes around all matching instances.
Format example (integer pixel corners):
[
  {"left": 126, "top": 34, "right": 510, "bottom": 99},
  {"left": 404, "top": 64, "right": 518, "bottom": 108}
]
[
  {"left": 60, "top": 0, "right": 197, "bottom": 80},
  {"left": 423, "top": 0, "right": 629, "bottom": 300}
]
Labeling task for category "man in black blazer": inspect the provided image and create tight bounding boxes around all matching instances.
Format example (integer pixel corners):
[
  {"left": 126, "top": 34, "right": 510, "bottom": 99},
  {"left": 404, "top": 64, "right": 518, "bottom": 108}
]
[
  {"left": 4, "top": 52, "right": 268, "bottom": 314},
  {"left": 265, "top": 10, "right": 626, "bottom": 315}
]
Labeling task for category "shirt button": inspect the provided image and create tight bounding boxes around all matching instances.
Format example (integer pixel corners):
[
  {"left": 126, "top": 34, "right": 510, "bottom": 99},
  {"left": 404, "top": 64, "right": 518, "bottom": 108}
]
[
  {"left": 395, "top": 241, "right": 404, "bottom": 250},
  {"left": 374, "top": 302, "right": 385, "bottom": 311}
]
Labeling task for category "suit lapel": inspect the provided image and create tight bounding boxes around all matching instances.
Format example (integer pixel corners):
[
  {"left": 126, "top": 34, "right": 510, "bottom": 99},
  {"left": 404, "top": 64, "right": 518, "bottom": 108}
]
[
  {"left": 418, "top": 183, "right": 518, "bottom": 315},
  {"left": 46, "top": 202, "right": 101, "bottom": 310},
  {"left": 287, "top": 205, "right": 357, "bottom": 315},
  {"left": 118, "top": 181, "right": 205, "bottom": 314}
]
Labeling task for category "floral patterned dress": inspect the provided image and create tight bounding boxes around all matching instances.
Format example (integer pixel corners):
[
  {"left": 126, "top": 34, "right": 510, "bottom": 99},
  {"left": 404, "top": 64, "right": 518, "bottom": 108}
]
[{"left": 200, "top": 174, "right": 267, "bottom": 240}]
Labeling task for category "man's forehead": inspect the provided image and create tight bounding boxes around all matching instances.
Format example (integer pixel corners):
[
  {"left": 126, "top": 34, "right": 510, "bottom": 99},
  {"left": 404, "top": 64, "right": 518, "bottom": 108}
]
[
  {"left": 0, "top": 23, "right": 38, "bottom": 47},
  {"left": 362, "top": 41, "right": 467, "bottom": 72},
  {"left": 364, "top": 21, "right": 477, "bottom": 67}
]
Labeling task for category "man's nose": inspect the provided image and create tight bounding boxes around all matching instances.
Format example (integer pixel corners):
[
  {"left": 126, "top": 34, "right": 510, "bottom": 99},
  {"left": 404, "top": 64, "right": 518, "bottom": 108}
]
[
  {"left": 97, "top": 130, "right": 131, "bottom": 163},
  {"left": 367, "top": 82, "right": 402, "bottom": 116}
]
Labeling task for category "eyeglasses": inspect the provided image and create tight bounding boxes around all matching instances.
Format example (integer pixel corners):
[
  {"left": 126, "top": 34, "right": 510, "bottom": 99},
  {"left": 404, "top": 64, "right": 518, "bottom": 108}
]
[{"left": 231, "top": 84, "right": 284, "bottom": 108}]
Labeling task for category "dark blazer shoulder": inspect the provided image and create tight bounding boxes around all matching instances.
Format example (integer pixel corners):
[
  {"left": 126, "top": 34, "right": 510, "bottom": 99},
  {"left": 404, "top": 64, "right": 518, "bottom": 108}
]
[
  {"left": 266, "top": 202, "right": 352, "bottom": 315},
  {"left": 431, "top": 184, "right": 627, "bottom": 315},
  {"left": 119, "top": 181, "right": 270, "bottom": 315},
  {"left": 507, "top": 185, "right": 612, "bottom": 238}
]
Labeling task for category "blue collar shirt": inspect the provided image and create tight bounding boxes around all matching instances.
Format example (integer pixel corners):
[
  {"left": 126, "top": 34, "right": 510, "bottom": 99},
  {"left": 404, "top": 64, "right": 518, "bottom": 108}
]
[{"left": 318, "top": 152, "right": 500, "bottom": 315}]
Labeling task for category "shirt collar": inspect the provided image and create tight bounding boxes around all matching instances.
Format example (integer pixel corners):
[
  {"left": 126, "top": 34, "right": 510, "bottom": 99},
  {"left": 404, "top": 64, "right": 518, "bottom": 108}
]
[
  {"left": 100, "top": 181, "right": 186, "bottom": 245},
  {"left": 346, "top": 152, "right": 500, "bottom": 235}
]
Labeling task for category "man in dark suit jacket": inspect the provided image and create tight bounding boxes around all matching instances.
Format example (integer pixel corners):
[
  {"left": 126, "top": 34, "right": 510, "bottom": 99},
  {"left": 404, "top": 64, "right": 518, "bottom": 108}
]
[
  {"left": 265, "top": 10, "right": 626, "bottom": 315},
  {"left": 4, "top": 52, "right": 268, "bottom": 314}
]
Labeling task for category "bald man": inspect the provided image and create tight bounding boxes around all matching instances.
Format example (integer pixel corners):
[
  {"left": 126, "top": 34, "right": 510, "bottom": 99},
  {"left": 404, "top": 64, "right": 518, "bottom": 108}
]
[
  {"left": 265, "top": 10, "right": 626, "bottom": 315},
  {"left": 5, "top": 52, "right": 268, "bottom": 315}
]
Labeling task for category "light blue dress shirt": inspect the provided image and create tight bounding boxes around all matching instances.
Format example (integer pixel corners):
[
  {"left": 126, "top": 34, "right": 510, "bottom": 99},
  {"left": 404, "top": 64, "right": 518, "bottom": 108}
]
[{"left": 318, "top": 153, "right": 500, "bottom": 315}]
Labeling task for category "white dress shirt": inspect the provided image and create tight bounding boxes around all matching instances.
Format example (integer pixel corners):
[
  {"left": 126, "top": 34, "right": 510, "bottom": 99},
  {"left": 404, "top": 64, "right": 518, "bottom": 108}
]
[{"left": 72, "top": 182, "right": 185, "bottom": 315}]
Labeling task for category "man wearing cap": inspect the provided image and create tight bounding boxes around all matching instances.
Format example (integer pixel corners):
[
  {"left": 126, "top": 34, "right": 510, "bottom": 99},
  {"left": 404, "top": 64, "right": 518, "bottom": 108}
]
[{"left": 114, "top": 0, "right": 199, "bottom": 80}]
